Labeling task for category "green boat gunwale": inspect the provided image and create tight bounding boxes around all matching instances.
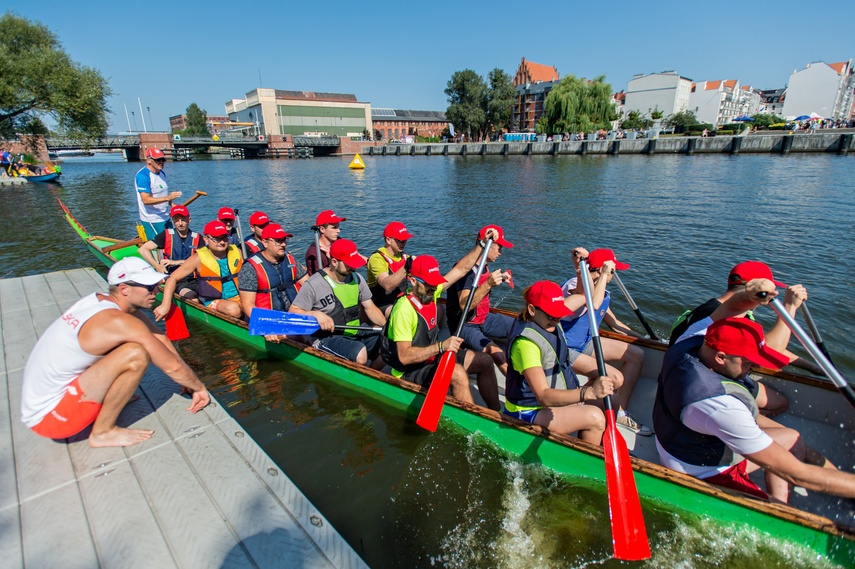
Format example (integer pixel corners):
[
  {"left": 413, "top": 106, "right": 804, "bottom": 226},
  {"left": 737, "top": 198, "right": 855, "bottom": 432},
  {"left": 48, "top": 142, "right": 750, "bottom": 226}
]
[{"left": 58, "top": 199, "right": 855, "bottom": 564}]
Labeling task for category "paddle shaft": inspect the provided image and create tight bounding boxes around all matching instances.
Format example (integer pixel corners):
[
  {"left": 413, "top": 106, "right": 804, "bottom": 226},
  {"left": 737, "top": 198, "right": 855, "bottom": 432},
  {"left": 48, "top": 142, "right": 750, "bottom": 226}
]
[
  {"left": 799, "top": 304, "right": 835, "bottom": 365},
  {"left": 612, "top": 273, "right": 659, "bottom": 340},
  {"left": 769, "top": 299, "right": 855, "bottom": 409},
  {"left": 454, "top": 238, "right": 495, "bottom": 337},
  {"left": 580, "top": 261, "right": 614, "bottom": 402},
  {"left": 181, "top": 190, "right": 207, "bottom": 207},
  {"left": 234, "top": 208, "right": 248, "bottom": 259},
  {"left": 312, "top": 226, "right": 322, "bottom": 274},
  {"left": 103, "top": 236, "right": 143, "bottom": 253}
]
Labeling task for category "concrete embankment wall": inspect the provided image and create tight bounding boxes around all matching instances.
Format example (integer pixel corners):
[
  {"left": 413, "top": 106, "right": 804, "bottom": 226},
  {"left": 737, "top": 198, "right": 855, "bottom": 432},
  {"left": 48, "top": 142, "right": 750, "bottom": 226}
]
[{"left": 363, "top": 133, "right": 855, "bottom": 158}]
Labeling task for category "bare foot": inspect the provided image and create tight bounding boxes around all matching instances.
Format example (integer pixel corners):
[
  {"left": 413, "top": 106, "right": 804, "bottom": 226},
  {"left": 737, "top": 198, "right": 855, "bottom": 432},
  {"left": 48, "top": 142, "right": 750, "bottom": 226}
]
[{"left": 88, "top": 427, "right": 154, "bottom": 448}]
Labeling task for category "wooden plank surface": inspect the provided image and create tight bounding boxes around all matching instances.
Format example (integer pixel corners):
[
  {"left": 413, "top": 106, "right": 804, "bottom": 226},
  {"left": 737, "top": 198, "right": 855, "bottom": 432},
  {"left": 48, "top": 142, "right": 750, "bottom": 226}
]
[{"left": 1, "top": 269, "right": 366, "bottom": 569}]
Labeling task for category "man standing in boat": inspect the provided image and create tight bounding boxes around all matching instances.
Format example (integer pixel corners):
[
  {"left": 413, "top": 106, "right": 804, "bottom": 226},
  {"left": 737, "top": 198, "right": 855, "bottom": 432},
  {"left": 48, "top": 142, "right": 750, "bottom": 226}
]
[
  {"left": 138, "top": 205, "right": 201, "bottom": 301},
  {"left": 21, "top": 257, "right": 209, "bottom": 448},
  {"left": 306, "top": 210, "right": 345, "bottom": 276},
  {"left": 654, "top": 317, "right": 855, "bottom": 502},
  {"left": 290, "top": 238, "right": 386, "bottom": 367},
  {"left": 381, "top": 231, "right": 502, "bottom": 411},
  {"left": 238, "top": 223, "right": 307, "bottom": 321},
  {"left": 446, "top": 224, "right": 515, "bottom": 376},
  {"left": 135, "top": 148, "right": 182, "bottom": 240},
  {"left": 154, "top": 221, "right": 243, "bottom": 320},
  {"left": 366, "top": 221, "right": 414, "bottom": 315},
  {"left": 560, "top": 248, "right": 650, "bottom": 436}
]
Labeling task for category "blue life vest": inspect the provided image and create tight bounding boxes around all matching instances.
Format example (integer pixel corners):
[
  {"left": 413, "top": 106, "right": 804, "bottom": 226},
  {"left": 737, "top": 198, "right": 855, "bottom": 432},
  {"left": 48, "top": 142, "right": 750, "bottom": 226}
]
[{"left": 560, "top": 290, "right": 610, "bottom": 351}]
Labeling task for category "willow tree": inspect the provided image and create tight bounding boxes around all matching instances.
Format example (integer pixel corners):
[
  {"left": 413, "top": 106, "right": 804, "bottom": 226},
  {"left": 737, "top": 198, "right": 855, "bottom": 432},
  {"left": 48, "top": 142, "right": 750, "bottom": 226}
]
[
  {"left": 0, "top": 14, "right": 111, "bottom": 140},
  {"left": 543, "top": 74, "right": 615, "bottom": 134}
]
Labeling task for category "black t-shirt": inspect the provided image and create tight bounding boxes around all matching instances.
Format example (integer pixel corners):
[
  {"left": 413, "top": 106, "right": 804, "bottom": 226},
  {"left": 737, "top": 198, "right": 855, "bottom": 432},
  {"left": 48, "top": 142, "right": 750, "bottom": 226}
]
[{"left": 668, "top": 298, "right": 721, "bottom": 346}]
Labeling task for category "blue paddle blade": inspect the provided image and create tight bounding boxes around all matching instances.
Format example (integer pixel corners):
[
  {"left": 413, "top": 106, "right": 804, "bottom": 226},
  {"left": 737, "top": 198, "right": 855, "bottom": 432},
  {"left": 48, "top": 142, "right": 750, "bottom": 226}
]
[{"left": 249, "top": 308, "right": 320, "bottom": 336}]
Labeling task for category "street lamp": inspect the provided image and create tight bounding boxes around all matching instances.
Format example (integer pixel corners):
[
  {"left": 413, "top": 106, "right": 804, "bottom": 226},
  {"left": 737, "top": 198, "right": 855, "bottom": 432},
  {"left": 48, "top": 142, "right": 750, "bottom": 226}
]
[
  {"left": 131, "top": 111, "right": 138, "bottom": 132},
  {"left": 147, "top": 107, "right": 154, "bottom": 131}
]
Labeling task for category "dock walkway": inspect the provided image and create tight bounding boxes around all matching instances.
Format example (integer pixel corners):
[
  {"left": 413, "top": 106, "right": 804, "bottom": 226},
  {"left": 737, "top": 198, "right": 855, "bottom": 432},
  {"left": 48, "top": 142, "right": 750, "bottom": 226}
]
[{"left": 0, "top": 268, "right": 367, "bottom": 569}]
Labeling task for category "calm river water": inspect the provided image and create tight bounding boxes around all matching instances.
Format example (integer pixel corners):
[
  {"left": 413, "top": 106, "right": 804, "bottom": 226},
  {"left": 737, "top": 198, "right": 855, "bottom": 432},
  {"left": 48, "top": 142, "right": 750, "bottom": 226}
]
[{"left": 3, "top": 152, "right": 853, "bottom": 568}]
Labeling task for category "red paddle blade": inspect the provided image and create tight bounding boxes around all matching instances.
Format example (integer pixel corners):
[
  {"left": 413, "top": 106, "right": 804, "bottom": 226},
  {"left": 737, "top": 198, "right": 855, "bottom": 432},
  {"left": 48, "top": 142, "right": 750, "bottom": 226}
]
[
  {"left": 506, "top": 270, "right": 514, "bottom": 289},
  {"left": 165, "top": 304, "right": 190, "bottom": 341},
  {"left": 602, "top": 409, "right": 651, "bottom": 560},
  {"left": 415, "top": 351, "right": 456, "bottom": 432}
]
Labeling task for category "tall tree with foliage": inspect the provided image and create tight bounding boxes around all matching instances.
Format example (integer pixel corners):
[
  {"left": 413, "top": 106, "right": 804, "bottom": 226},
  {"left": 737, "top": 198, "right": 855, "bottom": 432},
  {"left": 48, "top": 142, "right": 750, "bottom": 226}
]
[
  {"left": 485, "top": 68, "right": 516, "bottom": 137},
  {"left": 183, "top": 103, "right": 209, "bottom": 136},
  {"left": 751, "top": 113, "right": 784, "bottom": 129},
  {"left": 0, "top": 14, "right": 111, "bottom": 140},
  {"left": 543, "top": 75, "right": 615, "bottom": 134},
  {"left": 445, "top": 69, "right": 486, "bottom": 140},
  {"left": 664, "top": 110, "right": 698, "bottom": 132}
]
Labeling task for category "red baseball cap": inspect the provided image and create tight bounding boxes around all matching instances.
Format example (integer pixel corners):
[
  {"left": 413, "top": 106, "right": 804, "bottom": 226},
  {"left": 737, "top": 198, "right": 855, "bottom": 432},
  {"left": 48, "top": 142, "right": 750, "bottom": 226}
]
[
  {"left": 203, "top": 220, "right": 229, "bottom": 237},
  {"left": 145, "top": 148, "right": 165, "bottom": 160},
  {"left": 316, "top": 210, "right": 346, "bottom": 226},
  {"left": 728, "top": 261, "right": 786, "bottom": 288},
  {"left": 409, "top": 255, "right": 447, "bottom": 287},
  {"left": 170, "top": 205, "right": 189, "bottom": 218},
  {"left": 588, "top": 248, "right": 629, "bottom": 271},
  {"left": 329, "top": 238, "right": 365, "bottom": 269},
  {"left": 261, "top": 223, "right": 292, "bottom": 240},
  {"left": 384, "top": 221, "right": 414, "bottom": 240},
  {"left": 217, "top": 207, "right": 235, "bottom": 220},
  {"left": 526, "top": 280, "right": 572, "bottom": 319},
  {"left": 705, "top": 317, "right": 790, "bottom": 369},
  {"left": 479, "top": 224, "right": 513, "bottom": 248},
  {"left": 249, "top": 211, "right": 269, "bottom": 226}
]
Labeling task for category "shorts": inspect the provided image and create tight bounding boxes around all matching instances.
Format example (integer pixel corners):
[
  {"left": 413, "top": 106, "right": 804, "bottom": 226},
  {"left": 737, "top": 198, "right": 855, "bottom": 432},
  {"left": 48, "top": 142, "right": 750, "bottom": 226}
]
[
  {"left": 205, "top": 296, "right": 240, "bottom": 310},
  {"left": 400, "top": 349, "right": 465, "bottom": 387},
  {"left": 140, "top": 219, "right": 172, "bottom": 241},
  {"left": 459, "top": 312, "right": 514, "bottom": 351},
  {"left": 703, "top": 461, "right": 768, "bottom": 500},
  {"left": 315, "top": 330, "right": 381, "bottom": 363},
  {"left": 567, "top": 341, "right": 595, "bottom": 364},
  {"left": 30, "top": 377, "right": 102, "bottom": 439},
  {"left": 175, "top": 277, "right": 198, "bottom": 297},
  {"left": 503, "top": 406, "right": 541, "bottom": 424}
]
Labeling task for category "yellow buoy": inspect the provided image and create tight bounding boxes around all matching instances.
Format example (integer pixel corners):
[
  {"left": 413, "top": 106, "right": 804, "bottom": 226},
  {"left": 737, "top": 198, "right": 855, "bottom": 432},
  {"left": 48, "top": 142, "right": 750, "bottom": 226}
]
[{"left": 348, "top": 153, "right": 365, "bottom": 169}]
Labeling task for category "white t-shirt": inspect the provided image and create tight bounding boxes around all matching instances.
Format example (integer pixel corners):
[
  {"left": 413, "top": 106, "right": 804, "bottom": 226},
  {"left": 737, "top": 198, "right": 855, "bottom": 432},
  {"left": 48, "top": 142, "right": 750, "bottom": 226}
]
[
  {"left": 21, "top": 294, "right": 120, "bottom": 427},
  {"left": 135, "top": 166, "right": 170, "bottom": 223},
  {"left": 655, "top": 394, "right": 773, "bottom": 479}
]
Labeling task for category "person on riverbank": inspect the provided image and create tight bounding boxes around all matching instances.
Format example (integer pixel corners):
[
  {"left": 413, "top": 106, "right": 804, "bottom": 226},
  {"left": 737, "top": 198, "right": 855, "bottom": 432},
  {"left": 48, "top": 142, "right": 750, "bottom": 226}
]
[
  {"left": 654, "top": 317, "right": 854, "bottom": 502},
  {"left": 20, "top": 257, "right": 209, "bottom": 447},
  {"left": 238, "top": 223, "right": 307, "bottom": 322},
  {"left": 560, "top": 248, "right": 650, "bottom": 436},
  {"left": 381, "top": 232, "right": 502, "bottom": 411},
  {"left": 445, "top": 224, "right": 514, "bottom": 376},
  {"left": 135, "top": 148, "right": 182, "bottom": 240},
  {"left": 367, "top": 221, "right": 414, "bottom": 315},
  {"left": 244, "top": 211, "right": 271, "bottom": 256},
  {"left": 504, "top": 280, "right": 616, "bottom": 443},
  {"left": 306, "top": 210, "right": 345, "bottom": 276},
  {"left": 217, "top": 207, "right": 242, "bottom": 248},
  {"left": 154, "top": 221, "right": 243, "bottom": 320},
  {"left": 138, "top": 205, "right": 201, "bottom": 300},
  {"left": 290, "top": 238, "right": 386, "bottom": 367}
]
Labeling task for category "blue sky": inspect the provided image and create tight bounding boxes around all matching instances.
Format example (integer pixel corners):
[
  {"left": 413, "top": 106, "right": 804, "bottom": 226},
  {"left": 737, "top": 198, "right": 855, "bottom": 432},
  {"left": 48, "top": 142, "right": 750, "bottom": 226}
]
[{"left": 13, "top": 1, "right": 855, "bottom": 132}]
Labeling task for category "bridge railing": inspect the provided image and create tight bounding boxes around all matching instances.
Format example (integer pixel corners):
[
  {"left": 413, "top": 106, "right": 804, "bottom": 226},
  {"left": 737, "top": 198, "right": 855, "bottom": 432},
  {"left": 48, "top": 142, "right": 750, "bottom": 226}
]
[
  {"left": 45, "top": 135, "right": 140, "bottom": 148},
  {"left": 292, "top": 136, "right": 340, "bottom": 147}
]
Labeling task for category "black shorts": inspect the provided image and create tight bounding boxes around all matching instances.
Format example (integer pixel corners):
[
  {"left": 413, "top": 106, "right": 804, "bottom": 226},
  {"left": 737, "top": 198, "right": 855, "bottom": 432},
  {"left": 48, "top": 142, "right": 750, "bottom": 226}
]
[
  {"left": 315, "top": 330, "right": 381, "bottom": 363},
  {"left": 401, "top": 349, "right": 466, "bottom": 387}
]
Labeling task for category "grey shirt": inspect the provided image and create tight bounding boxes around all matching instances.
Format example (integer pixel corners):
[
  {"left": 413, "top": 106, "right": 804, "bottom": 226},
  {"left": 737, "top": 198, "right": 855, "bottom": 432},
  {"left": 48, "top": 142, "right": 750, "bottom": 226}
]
[{"left": 291, "top": 270, "right": 371, "bottom": 316}]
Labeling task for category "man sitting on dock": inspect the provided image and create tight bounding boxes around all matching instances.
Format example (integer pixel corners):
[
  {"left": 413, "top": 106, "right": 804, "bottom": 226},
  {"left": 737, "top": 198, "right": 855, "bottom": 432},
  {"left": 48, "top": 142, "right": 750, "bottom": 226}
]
[
  {"left": 238, "top": 223, "right": 307, "bottom": 321},
  {"left": 446, "top": 224, "right": 514, "bottom": 376},
  {"left": 20, "top": 257, "right": 210, "bottom": 447},
  {"left": 244, "top": 211, "right": 271, "bottom": 256},
  {"left": 654, "top": 317, "right": 855, "bottom": 503},
  {"left": 305, "top": 210, "right": 345, "bottom": 276},
  {"left": 381, "top": 231, "right": 501, "bottom": 411},
  {"left": 138, "top": 205, "right": 201, "bottom": 300},
  {"left": 135, "top": 148, "right": 182, "bottom": 240},
  {"left": 154, "top": 221, "right": 243, "bottom": 320},
  {"left": 290, "top": 238, "right": 386, "bottom": 367},
  {"left": 366, "top": 221, "right": 414, "bottom": 315}
]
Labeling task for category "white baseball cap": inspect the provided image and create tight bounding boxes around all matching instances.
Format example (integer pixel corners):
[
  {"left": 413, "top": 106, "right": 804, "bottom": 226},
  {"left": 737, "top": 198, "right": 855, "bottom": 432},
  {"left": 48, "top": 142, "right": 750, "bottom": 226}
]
[{"left": 108, "top": 257, "right": 165, "bottom": 286}]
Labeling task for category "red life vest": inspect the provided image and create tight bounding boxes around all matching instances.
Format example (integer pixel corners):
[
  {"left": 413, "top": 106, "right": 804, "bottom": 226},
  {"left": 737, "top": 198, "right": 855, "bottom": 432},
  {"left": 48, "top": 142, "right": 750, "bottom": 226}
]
[
  {"left": 247, "top": 252, "right": 301, "bottom": 310},
  {"left": 163, "top": 229, "right": 201, "bottom": 260},
  {"left": 245, "top": 236, "right": 262, "bottom": 255},
  {"left": 471, "top": 271, "right": 491, "bottom": 325}
]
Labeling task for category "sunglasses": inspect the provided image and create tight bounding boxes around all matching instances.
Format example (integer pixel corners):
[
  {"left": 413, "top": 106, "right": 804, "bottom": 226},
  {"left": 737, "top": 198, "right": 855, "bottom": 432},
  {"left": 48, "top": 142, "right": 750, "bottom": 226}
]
[
  {"left": 205, "top": 234, "right": 229, "bottom": 242},
  {"left": 126, "top": 281, "right": 159, "bottom": 292},
  {"left": 151, "top": 158, "right": 166, "bottom": 164}
]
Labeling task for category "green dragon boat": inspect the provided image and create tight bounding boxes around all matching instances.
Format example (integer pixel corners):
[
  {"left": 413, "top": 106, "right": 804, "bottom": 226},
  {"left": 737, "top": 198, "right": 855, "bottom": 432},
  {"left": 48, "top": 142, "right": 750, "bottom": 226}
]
[{"left": 59, "top": 200, "right": 855, "bottom": 565}]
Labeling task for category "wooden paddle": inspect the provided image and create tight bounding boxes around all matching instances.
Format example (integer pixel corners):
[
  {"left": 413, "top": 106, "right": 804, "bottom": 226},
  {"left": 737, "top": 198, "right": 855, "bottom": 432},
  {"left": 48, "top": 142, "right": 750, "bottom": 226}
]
[
  {"left": 181, "top": 190, "right": 207, "bottom": 207},
  {"left": 249, "top": 308, "right": 381, "bottom": 336},
  {"left": 769, "top": 298, "right": 855, "bottom": 410},
  {"left": 415, "top": 238, "right": 493, "bottom": 432},
  {"left": 103, "top": 237, "right": 143, "bottom": 253},
  {"left": 579, "top": 258, "right": 651, "bottom": 560},
  {"left": 612, "top": 272, "right": 659, "bottom": 340}
]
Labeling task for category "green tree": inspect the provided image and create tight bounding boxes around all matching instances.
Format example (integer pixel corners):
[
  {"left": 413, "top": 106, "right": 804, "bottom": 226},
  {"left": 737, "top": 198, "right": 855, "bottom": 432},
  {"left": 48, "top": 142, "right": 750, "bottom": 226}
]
[
  {"left": 650, "top": 107, "right": 664, "bottom": 120},
  {"left": 445, "top": 69, "right": 486, "bottom": 140},
  {"left": 664, "top": 110, "right": 699, "bottom": 132},
  {"left": 543, "top": 75, "right": 615, "bottom": 134},
  {"left": 183, "top": 103, "right": 209, "bottom": 136},
  {"left": 0, "top": 14, "right": 111, "bottom": 140},
  {"left": 751, "top": 113, "right": 784, "bottom": 129},
  {"left": 485, "top": 68, "right": 516, "bottom": 138},
  {"left": 621, "top": 110, "right": 652, "bottom": 130}
]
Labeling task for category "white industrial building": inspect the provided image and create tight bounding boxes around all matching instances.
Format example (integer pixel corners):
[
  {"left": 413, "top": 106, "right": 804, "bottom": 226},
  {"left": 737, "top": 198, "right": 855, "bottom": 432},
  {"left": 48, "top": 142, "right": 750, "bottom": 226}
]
[
  {"left": 624, "top": 71, "right": 693, "bottom": 119},
  {"left": 689, "top": 80, "right": 761, "bottom": 126},
  {"left": 781, "top": 60, "right": 854, "bottom": 121}
]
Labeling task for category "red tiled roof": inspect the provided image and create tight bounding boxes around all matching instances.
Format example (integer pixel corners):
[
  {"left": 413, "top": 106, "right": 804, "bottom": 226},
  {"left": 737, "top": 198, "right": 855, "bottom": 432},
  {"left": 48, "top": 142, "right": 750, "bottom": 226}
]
[
  {"left": 514, "top": 58, "right": 559, "bottom": 85},
  {"left": 723, "top": 79, "right": 737, "bottom": 89},
  {"left": 828, "top": 61, "right": 848, "bottom": 75},
  {"left": 705, "top": 80, "right": 721, "bottom": 90}
]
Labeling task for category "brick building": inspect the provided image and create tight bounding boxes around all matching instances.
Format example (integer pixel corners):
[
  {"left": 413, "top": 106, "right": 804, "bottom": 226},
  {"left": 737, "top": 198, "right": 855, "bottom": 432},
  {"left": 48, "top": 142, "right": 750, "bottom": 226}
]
[
  {"left": 512, "top": 58, "right": 560, "bottom": 132},
  {"left": 168, "top": 114, "right": 232, "bottom": 134},
  {"left": 371, "top": 109, "right": 449, "bottom": 141}
]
